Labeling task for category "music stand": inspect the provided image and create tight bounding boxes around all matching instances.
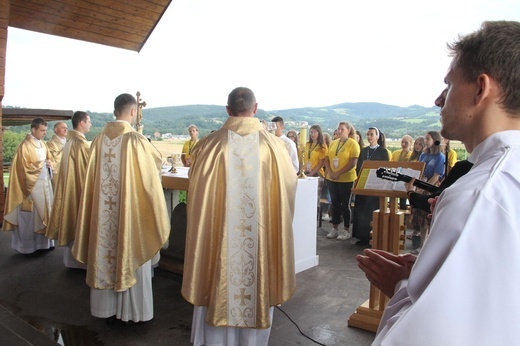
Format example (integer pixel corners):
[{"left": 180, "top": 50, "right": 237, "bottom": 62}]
[{"left": 347, "top": 160, "right": 425, "bottom": 332}]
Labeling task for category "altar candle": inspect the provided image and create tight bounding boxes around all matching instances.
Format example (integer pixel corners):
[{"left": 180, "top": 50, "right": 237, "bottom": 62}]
[{"left": 299, "top": 126, "right": 307, "bottom": 147}]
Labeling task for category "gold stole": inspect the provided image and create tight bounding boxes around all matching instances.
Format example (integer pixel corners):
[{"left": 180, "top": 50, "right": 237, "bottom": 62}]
[
  {"left": 31, "top": 146, "right": 53, "bottom": 229},
  {"left": 95, "top": 135, "right": 123, "bottom": 288},
  {"left": 227, "top": 130, "right": 259, "bottom": 327}
]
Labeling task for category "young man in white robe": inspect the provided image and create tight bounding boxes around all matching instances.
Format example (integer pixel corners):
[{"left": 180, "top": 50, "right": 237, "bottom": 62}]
[
  {"left": 3, "top": 117, "right": 54, "bottom": 254},
  {"left": 72, "top": 93, "right": 169, "bottom": 324},
  {"left": 357, "top": 21, "right": 520, "bottom": 345},
  {"left": 271, "top": 115, "right": 300, "bottom": 174}
]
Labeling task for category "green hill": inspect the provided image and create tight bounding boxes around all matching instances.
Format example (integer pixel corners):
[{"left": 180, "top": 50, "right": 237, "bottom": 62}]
[
  {"left": 4, "top": 102, "right": 441, "bottom": 140},
  {"left": 134, "top": 102, "right": 440, "bottom": 139}
]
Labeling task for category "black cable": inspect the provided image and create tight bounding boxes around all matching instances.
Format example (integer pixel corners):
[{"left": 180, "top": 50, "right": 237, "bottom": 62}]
[{"left": 275, "top": 306, "right": 327, "bottom": 346}]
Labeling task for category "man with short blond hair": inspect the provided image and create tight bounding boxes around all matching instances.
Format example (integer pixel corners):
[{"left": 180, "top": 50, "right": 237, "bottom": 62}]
[{"left": 271, "top": 115, "right": 299, "bottom": 173}]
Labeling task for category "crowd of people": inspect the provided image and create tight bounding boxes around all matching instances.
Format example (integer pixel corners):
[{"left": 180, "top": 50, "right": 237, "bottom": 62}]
[
  {"left": 256, "top": 117, "right": 458, "bottom": 248},
  {"left": 179, "top": 109, "right": 461, "bottom": 250}
]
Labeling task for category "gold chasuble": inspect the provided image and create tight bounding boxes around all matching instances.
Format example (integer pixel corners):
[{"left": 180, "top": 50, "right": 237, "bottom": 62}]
[
  {"left": 72, "top": 121, "right": 169, "bottom": 292},
  {"left": 47, "top": 134, "right": 65, "bottom": 185},
  {"left": 46, "top": 130, "right": 90, "bottom": 245},
  {"left": 182, "top": 117, "right": 297, "bottom": 329},
  {"left": 3, "top": 135, "right": 52, "bottom": 233}
]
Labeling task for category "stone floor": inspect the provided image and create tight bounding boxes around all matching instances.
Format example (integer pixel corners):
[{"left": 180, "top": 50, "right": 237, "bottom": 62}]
[{"left": 0, "top": 222, "right": 383, "bottom": 346}]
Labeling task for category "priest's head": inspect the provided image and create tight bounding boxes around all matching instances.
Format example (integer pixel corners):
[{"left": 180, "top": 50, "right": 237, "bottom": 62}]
[
  {"left": 53, "top": 121, "right": 68, "bottom": 139},
  {"left": 226, "top": 87, "right": 258, "bottom": 117},
  {"left": 30, "top": 117, "right": 48, "bottom": 140},
  {"left": 114, "top": 93, "right": 137, "bottom": 123},
  {"left": 72, "top": 111, "right": 92, "bottom": 134}
]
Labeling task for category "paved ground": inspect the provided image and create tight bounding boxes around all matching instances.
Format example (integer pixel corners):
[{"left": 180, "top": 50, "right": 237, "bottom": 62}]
[{"left": 0, "top": 224, "right": 378, "bottom": 345}]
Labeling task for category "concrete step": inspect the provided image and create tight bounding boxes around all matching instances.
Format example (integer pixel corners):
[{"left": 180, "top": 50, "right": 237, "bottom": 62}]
[{"left": 0, "top": 304, "right": 58, "bottom": 346}]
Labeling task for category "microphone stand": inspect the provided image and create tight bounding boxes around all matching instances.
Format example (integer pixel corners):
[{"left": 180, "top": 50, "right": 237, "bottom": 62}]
[{"left": 444, "top": 141, "right": 450, "bottom": 179}]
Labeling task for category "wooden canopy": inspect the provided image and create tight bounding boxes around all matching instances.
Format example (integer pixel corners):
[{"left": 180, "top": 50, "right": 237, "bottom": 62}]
[
  {"left": 1, "top": 108, "right": 73, "bottom": 126},
  {"left": 8, "top": 0, "right": 173, "bottom": 52}
]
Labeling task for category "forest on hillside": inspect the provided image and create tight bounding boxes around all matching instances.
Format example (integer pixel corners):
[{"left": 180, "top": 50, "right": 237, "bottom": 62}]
[
  {"left": 3, "top": 102, "right": 441, "bottom": 140},
  {"left": 2, "top": 102, "right": 444, "bottom": 161}
]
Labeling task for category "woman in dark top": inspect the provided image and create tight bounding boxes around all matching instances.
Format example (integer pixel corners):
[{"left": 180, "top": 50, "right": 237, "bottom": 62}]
[{"left": 352, "top": 127, "right": 390, "bottom": 246}]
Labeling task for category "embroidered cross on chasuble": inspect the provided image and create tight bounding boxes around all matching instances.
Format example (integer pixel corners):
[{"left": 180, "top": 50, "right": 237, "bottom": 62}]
[
  {"left": 227, "top": 131, "right": 259, "bottom": 327},
  {"left": 95, "top": 135, "right": 123, "bottom": 288}
]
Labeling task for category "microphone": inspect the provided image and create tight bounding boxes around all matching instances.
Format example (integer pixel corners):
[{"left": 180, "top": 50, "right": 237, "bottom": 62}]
[{"left": 434, "top": 140, "right": 441, "bottom": 146}]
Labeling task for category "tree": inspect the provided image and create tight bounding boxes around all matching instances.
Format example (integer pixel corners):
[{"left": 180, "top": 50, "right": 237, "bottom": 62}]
[{"left": 2, "top": 131, "right": 27, "bottom": 162}]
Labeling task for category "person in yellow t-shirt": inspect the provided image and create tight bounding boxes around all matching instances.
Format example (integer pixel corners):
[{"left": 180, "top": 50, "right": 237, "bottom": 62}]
[
  {"left": 324, "top": 121, "right": 360, "bottom": 241},
  {"left": 303, "top": 124, "right": 328, "bottom": 215},
  {"left": 303, "top": 124, "right": 328, "bottom": 177},
  {"left": 441, "top": 137, "right": 458, "bottom": 174},
  {"left": 182, "top": 124, "right": 199, "bottom": 167},
  {"left": 390, "top": 134, "right": 414, "bottom": 210},
  {"left": 391, "top": 135, "right": 413, "bottom": 161}
]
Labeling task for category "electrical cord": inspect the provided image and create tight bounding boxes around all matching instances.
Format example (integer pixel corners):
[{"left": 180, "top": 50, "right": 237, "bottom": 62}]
[{"left": 276, "top": 306, "right": 327, "bottom": 346}]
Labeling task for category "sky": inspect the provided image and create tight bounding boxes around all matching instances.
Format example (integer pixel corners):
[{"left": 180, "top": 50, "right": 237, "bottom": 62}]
[{"left": 3, "top": 0, "right": 520, "bottom": 113}]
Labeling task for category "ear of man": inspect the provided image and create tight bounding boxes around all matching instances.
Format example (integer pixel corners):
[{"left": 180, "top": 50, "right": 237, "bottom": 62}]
[{"left": 475, "top": 73, "right": 495, "bottom": 106}]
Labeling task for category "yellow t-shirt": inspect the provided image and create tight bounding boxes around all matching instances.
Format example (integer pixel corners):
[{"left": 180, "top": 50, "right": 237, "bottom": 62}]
[
  {"left": 326, "top": 138, "right": 360, "bottom": 182},
  {"left": 303, "top": 142, "right": 328, "bottom": 176},
  {"left": 182, "top": 139, "right": 198, "bottom": 163},
  {"left": 391, "top": 149, "right": 412, "bottom": 162},
  {"left": 447, "top": 149, "right": 457, "bottom": 168}
]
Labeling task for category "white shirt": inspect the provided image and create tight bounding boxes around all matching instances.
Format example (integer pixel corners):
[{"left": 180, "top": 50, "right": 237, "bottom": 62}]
[
  {"left": 374, "top": 130, "right": 520, "bottom": 345},
  {"left": 279, "top": 134, "right": 299, "bottom": 173}
]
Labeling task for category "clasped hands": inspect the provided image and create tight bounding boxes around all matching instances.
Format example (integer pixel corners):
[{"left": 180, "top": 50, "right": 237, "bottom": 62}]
[
  {"left": 357, "top": 191, "right": 442, "bottom": 298},
  {"left": 356, "top": 249, "right": 416, "bottom": 298},
  {"left": 327, "top": 170, "right": 341, "bottom": 181}
]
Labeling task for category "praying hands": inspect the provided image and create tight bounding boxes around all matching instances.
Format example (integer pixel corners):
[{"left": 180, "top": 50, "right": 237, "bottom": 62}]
[{"left": 356, "top": 249, "right": 416, "bottom": 298}]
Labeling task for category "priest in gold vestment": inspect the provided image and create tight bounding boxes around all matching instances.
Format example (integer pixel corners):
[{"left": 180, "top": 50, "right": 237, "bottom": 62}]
[
  {"left": 182, "top": 87, "right": 298, "bottom": 345},
  {"left": 3, "top": 117, "right": 55, "bottom": 254},
  {"left": 46, "top": 121, "right": 68, "bottom": 188},
  {"left": 46, "top": 111, "right": 91, "bottom": 269},
  {"left": 72, "top": 94, "right": 169, "bottom": 323}
]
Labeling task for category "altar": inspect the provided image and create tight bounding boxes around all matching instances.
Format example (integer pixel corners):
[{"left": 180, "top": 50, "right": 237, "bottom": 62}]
[{"left": 161, "top": 167, "right": 319, "bottom": 274}]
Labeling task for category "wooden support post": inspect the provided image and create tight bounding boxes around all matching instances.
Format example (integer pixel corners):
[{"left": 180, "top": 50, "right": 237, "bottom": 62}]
[
  {"left": 0, "top": 0, "right": 10, "bottom": 223},
  {"left": 348, "top": 196, "right": 403, "bottom": 332},
  {"left": 347, "top": 160, "right": 425, "bottom": 333}
]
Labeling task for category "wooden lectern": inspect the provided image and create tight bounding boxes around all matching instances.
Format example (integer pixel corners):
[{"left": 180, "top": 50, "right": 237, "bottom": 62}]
[{"left": 347, "top": 160, "right": 425, "bottom": 332}]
